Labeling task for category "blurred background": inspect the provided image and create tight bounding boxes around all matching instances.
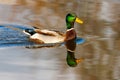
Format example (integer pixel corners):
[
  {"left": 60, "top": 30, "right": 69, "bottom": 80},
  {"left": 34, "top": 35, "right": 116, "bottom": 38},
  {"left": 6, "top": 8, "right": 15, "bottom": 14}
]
[{"left": 0, "top": 0, "right": 120, "bottom": 80}]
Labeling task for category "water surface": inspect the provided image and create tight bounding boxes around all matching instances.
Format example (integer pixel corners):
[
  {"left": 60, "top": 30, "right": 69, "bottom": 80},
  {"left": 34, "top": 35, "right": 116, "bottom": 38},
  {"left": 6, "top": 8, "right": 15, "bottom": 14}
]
[{"left": 0, "top": 0, "right": 120, "bottom": 80}]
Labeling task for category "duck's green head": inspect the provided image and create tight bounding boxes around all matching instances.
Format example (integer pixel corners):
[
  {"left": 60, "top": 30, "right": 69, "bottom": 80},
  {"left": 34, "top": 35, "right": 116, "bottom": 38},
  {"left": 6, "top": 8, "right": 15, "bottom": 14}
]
[
  {"left": 66, "top": 13, "right": 83, "bottom": 29},
  {"left": 66, "top": 51, "right": 84, "bottom": 67}
]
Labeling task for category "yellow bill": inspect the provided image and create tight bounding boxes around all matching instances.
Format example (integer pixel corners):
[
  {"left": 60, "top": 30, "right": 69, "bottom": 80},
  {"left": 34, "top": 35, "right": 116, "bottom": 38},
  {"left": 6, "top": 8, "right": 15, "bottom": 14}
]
[{"left": 75, "top": 17, "right": 83, "bottom": 24}]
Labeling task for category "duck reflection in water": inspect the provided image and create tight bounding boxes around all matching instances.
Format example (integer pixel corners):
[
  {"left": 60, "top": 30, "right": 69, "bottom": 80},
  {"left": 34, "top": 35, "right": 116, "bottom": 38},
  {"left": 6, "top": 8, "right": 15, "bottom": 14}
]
[
  {"left": 65, "top": 28, "right": 84, "bottom": 67},
  {"left": 65, "top": 37, "right": 84, "bottom": 67}
]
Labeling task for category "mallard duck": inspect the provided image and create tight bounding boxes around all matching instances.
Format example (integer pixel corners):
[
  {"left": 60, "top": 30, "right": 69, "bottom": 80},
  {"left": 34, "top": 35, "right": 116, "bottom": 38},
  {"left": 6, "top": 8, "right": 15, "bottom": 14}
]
[{"left": 23, "top": 13, "right": 83, "bottom": 44}]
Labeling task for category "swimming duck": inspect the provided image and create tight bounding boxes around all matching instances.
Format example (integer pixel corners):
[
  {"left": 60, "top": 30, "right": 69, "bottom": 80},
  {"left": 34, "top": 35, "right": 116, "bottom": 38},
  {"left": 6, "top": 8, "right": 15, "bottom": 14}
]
[{"left": 23, "top": 13, "right": 83, "bottom": 44}]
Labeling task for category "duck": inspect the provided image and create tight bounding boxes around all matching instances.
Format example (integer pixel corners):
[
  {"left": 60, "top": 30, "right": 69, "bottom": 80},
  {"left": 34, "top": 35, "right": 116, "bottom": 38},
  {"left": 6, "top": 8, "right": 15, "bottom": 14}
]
[{"left": 23, "top": 13, "right": 83, "bottom": 44}]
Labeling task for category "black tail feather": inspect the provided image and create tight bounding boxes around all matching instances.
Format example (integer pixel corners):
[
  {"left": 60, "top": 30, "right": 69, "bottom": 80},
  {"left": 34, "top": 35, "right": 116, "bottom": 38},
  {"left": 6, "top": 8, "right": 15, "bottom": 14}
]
[{"left": 24, "top": 29, "right": 36, "bottom": 35}]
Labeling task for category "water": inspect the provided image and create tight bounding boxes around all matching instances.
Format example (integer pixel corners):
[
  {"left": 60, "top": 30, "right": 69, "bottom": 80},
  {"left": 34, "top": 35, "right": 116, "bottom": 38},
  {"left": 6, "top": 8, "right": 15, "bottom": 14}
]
[{"left": 0, "top": 0, "right": 120, "bottom": 80}]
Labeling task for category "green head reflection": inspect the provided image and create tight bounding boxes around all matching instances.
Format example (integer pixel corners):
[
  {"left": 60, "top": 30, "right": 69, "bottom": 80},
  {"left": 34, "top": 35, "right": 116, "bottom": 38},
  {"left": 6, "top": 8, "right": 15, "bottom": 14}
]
[
  {"left": 66, "top": 50, "right": 84, "bottom": 67},
  {"left": 66, "top": 51, "right": 77, "bottom": 67}
]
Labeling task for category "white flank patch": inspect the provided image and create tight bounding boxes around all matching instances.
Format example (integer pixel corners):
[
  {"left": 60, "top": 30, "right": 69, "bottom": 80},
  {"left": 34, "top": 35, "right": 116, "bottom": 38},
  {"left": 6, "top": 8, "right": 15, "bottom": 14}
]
[{"left": 30, "top": 33, "right": 64, "bottom": 43}]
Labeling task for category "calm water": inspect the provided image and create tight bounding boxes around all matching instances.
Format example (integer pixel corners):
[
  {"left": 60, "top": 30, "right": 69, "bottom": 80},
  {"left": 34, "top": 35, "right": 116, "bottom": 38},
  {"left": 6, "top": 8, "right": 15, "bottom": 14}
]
[{"left": 0, "top": 0, "right": 120, "bottom": 80}]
